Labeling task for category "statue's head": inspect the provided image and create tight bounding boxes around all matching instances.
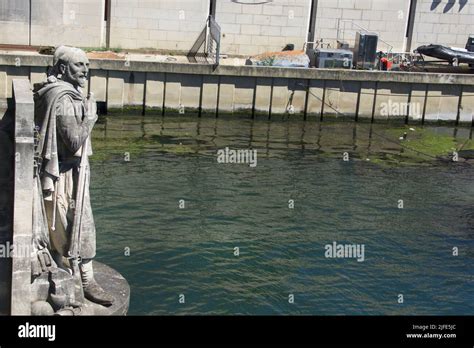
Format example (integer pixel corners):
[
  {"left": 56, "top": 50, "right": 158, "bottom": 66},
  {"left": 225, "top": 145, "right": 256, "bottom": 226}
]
[{"left": 51, "top": 46, "right": 89, "bottom": 89}]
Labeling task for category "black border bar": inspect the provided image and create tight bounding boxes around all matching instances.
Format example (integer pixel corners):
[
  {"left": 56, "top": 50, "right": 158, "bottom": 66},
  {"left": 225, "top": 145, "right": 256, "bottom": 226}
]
[{"left": 0, "top": 316, "right": 472, "bottom": 346}]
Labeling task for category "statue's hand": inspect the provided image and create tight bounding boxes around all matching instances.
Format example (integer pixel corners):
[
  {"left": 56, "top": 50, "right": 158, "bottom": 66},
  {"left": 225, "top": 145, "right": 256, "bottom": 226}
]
[{"left": 85, "top": 92, "right": 98, "bottom": 121}]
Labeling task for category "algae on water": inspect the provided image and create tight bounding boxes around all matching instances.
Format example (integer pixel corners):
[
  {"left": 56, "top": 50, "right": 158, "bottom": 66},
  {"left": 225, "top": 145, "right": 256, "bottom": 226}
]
[{"left": 90, "top": 117, "right": 473, "bottom": 166}]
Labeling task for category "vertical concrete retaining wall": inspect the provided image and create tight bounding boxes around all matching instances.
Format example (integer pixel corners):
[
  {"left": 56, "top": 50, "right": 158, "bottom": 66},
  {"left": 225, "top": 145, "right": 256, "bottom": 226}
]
[
  {"left": 0, "top": 54, "right": 473, "bottom": 125},
  {"left": 92, "top": 64, "right": 474, "bottom": 125}
]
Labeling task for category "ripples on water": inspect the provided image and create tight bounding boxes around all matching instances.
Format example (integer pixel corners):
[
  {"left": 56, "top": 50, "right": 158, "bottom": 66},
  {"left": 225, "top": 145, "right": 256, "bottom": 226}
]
[{"left": 90, "top": 116, "right": 473, "bottom": 315}]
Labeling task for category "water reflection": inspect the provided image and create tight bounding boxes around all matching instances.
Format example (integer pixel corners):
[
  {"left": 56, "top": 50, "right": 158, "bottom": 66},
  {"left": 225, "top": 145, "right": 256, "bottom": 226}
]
[
  {"left": 92, "top": 116, "right": 473, "bottom": 165},
  {"left": 90, "top": 116, "right": 474, "bottom": 315}
]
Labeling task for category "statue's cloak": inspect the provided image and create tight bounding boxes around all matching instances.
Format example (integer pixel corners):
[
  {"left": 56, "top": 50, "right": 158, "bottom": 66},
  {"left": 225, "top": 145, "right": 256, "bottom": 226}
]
[
  {"left": 32, "top": 80, "right": 96, "bottom": 260},
  {"left": 34, "top": 80, "right": 84, "bottom": 196}
]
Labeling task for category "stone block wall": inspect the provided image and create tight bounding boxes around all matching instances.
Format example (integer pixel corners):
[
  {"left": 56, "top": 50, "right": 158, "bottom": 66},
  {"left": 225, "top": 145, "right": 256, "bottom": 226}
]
[
  {"left": 0, "top": 0, "right": 30, "bottom": 45},
  {"left": 30, "top": 0, "right": 105, "bottom": 47},
  {"left": 314, "top": 0, "right": 411, "bottom": 52},
  {"left": 1, "top": 0, "right": 474, "bottom": 56},
  {"left": 216, "top": 0, "right": 311, "bottom": 56},
  {"left": 411, "top": 0, "right": 474, "bottom": 49},
  {"left": 109, "top": 0, "right": 209, "bottom": 51},
  {"left": 0, "top": 0, "right": 105, "bottom": 47}
]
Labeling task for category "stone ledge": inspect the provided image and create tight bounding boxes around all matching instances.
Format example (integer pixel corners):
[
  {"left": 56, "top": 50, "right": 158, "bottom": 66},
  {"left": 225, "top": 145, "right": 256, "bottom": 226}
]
[{"left": 1, "top": 52, "right": 474, "bottom": 85}]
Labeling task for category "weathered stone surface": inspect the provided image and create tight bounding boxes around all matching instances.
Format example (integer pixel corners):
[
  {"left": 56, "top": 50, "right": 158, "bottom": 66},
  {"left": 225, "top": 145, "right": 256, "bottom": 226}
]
[
  {"left": 201, "top": 75, "right": 219, "bottom": 116},
  {"left": 84, "top": 262, "right": 130, "bottom": 316},
  {"left": 11, "top": 79, "right": 34, "bottom": 315},
  {"left": 30, "top": 262, "right": 130, "bottom": 316},
  {"left": 145, "top": 72, "right": 165, "bottom": 111},
  {"left": 254, "top": 77, "right": 272, "bottom": 118}
]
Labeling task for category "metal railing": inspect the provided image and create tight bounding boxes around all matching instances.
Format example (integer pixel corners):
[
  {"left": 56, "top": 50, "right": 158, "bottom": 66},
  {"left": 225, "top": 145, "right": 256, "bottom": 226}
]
[
  {"left": 188, "top": 15, "right": 221, "bottom": 66},
  {"left": 336, "top": 19, "right": 394, "bottom": 54}
]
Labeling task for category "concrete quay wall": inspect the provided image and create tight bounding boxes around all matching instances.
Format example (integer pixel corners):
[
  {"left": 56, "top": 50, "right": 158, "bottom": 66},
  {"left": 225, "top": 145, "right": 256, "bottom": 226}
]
[{"left": 0, "top": 54, "right": 473, "bottom": 125}]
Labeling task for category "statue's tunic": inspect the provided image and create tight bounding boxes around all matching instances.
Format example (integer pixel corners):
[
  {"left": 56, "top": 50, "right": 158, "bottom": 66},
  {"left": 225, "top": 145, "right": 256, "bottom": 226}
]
[{"left": 34, "top": 80, "right": 96, "bottom": 259}]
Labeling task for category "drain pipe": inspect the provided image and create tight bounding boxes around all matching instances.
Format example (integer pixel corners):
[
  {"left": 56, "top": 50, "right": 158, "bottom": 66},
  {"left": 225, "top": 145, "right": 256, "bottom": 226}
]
[
  {"left": 306, "top": 0, "right": 318, "bottom": 51},
  {"left": 404, "top": 0, "right": 418, "bottom": 53},
  {"left": 105, "top": 0, "right": 112, "bottom": 48}
]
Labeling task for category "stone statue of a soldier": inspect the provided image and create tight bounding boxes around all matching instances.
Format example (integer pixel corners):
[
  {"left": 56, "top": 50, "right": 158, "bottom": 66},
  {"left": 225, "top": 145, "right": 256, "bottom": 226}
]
[{"left": 33, "top": 46, "right": 113, "bottom": 308}]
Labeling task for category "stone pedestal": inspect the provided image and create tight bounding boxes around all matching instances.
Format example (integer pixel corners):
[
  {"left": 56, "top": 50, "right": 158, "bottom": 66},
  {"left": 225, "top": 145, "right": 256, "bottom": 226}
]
[{"left": 84, "top": 262, "right": 130, "bottom": 315}]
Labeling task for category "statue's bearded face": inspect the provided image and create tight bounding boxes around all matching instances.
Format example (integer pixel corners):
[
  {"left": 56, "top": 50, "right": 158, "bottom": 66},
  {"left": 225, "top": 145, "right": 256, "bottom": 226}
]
[{"left": 62, "top": 52, "right": 89, "bottom": 88}]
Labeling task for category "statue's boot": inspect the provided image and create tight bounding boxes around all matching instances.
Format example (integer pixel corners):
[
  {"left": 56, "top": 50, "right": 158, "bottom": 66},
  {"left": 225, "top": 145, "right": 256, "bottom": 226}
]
[{"left": 80, "top": 259, "right": 115, "bottom": 307}]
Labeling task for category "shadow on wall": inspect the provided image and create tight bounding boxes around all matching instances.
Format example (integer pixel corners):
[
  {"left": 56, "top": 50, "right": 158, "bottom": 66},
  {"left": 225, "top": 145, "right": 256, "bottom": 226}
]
[
  {"left": 431, "top": 0, "right": 469, "bottom": 12},
  {"left": 0, "top": 109, "right": 14, "bottom": 316}
]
